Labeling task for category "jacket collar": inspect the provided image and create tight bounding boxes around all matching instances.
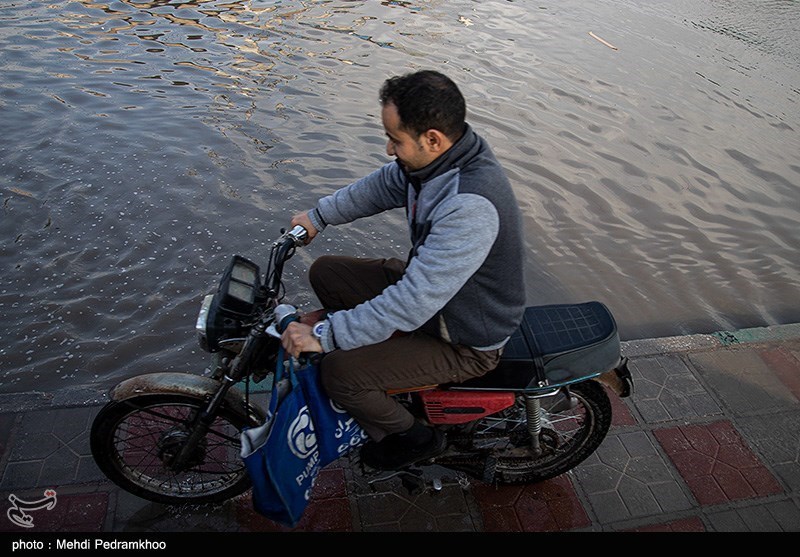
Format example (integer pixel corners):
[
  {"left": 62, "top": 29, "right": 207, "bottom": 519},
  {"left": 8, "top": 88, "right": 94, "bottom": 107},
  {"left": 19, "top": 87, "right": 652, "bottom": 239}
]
[{"left": 400, "top": 123, "right": 480, "bottom": 190}]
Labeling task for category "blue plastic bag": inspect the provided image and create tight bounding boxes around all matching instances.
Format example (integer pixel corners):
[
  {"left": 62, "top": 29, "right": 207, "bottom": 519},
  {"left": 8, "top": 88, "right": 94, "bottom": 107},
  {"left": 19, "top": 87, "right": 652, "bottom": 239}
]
[
  {"left": 240, "top": 350, "right": 366, "bottom": 527},
  {"left": 296, "top": 363, "right": 367, "bottom": 466}
]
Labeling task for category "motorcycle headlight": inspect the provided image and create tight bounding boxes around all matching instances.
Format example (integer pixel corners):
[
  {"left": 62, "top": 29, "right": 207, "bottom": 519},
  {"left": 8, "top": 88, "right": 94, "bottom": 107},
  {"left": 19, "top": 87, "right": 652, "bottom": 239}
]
[
  {"left": 197, "top": 255, "right": 263, "bottom": 352},
  {"left": 195, "top": 293, "right": 215, "bottom": 351},
  {"left": 219, "top": 255, "right": 261, "bottom": 315}
]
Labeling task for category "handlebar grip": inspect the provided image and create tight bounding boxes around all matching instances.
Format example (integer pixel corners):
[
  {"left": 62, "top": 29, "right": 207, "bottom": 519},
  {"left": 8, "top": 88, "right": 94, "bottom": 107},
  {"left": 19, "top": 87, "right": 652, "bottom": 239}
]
[
  {"left": 274, "top": 304, "right": 299, "bottom": 333},
  {"left": 287, "top": 225, "right": 309, "bottom": 245}
]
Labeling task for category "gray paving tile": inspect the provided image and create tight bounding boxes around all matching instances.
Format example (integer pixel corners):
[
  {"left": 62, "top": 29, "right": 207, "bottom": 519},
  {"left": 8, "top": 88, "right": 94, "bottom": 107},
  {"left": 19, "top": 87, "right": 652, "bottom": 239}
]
[
  {"left": 575, "top": 432, "right": 692, "bottom": 523},
  {"left": 1, "top": 461, "right": 44, "bottom": 490},
  {"left": 3, "top": 407, "right": 98, "bottom": 491},
  {"left": 706, "top": 508, "right": 750, "bottom": 531},
  {"left": 706, "top": 499, "right": 800, "bottom": 532},
  {"left": 356, "top": 491, "right": 409, "bottom": 525},
  {"left": 627, "top": 355, "right": 721, "bottom": 424},
  {"left": 766, "top": 499, "right": 800, "bottom": 531},
  {"left": 411, "top": 484, "right": 470, "bottom": 516},
  {"left": 75, "top": 455, "right": 105, "bottom": 483},
  {"left": 433, "top": 512, "right": 479, "bottom": 532},
  {"left": 51, "top": 407, "right": 94, "bottom": 441},
  {"left": 580, "top": 490, "right": 629, "bottom": 523},
  {"left": 8, "top": 431, "right": 62, "bottom": 461},
  {"left": 648, "top": 481, "right": 695, "bottom": 514},
  {"left": 737, "top": 411, "right": 800, "bottom": 492},
  {"left": 38, "top": 445, "right": 81, "bottom": 486}
]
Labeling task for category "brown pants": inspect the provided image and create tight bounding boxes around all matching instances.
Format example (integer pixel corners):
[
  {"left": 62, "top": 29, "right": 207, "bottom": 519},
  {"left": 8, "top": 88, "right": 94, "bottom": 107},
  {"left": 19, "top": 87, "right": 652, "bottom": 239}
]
[{"left": 309, "top": 256, "right": 501, "bottom": 441}]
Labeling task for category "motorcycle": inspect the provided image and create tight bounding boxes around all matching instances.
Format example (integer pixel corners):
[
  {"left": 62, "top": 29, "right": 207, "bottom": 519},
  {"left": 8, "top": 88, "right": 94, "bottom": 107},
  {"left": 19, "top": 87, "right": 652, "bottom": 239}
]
[{"left": 90, "top": 225, "right": 633, "bottom": 505}]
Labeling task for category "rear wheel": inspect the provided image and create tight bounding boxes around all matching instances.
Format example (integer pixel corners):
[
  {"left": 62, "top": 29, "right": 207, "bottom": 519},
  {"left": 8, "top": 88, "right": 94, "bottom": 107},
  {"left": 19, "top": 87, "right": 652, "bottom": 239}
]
[
  {"left": 454, "top": 380, "right": 612, "bottom": 484},
  {"left": 90, "top": 394, "right": 258, "bottom": 504}
]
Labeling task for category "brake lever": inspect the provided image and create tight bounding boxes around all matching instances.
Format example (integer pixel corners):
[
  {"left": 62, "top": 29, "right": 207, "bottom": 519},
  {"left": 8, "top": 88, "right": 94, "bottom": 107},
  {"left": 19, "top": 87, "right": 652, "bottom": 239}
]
[{"left": 265, "top": 324, "right": 282, "bottom": 339}]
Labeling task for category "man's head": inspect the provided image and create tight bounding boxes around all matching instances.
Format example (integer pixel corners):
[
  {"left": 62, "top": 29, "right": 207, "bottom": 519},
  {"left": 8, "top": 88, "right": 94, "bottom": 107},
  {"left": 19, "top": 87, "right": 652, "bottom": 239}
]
[{"left": 379, "top": 70, "right": 466, "bottom": 171}]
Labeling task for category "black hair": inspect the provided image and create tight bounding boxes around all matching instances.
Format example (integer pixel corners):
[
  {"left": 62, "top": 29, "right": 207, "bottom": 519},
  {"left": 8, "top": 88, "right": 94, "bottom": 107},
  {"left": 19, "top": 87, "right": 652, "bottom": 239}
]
[{"left": 379, "top": 70, "right": 466, "bottom": 141}]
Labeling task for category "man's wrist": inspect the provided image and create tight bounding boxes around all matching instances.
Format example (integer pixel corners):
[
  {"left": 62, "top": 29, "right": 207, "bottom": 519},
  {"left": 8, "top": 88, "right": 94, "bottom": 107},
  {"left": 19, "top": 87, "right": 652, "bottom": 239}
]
[
  {"left": 311, "top": 319, "right": 337, "bottom": 353},
  {"left": 307, "top": 208, "right": 328, "bottom": 233}
]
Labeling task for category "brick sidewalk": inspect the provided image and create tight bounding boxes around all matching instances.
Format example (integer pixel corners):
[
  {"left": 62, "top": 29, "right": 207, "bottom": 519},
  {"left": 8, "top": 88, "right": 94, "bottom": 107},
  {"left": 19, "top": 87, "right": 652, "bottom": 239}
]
[{"left": 1, "top": 325, "right": 799, "bottom": 533}]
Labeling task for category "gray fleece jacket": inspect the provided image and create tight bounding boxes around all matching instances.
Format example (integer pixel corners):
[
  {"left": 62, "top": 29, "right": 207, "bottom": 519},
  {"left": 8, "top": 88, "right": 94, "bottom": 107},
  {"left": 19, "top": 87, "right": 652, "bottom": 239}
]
[{"left": 308, "top": 124, "right": 526, "bottom": 352}]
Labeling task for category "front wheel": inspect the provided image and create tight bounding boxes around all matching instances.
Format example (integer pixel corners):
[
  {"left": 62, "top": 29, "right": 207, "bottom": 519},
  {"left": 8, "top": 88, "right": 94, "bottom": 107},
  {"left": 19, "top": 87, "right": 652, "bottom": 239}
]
[
  {"left": 452, "top": 380, "right": 612, "bottom": 484},
  {"left": 90, "top": 394, "right": 258, "bottom": 504}
]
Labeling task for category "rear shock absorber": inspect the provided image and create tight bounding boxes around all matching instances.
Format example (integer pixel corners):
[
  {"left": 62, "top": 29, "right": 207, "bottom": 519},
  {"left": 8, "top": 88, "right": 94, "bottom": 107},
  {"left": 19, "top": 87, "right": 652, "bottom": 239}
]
[{"left": 524, "top": 394, "right": 543, "bottom": 456}]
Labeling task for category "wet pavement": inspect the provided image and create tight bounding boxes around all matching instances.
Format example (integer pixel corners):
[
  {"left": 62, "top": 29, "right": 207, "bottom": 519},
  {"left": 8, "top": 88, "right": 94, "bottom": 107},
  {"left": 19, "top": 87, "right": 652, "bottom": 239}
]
[{"left": 1, "top": 323, "right": 799, "bottom": 539}]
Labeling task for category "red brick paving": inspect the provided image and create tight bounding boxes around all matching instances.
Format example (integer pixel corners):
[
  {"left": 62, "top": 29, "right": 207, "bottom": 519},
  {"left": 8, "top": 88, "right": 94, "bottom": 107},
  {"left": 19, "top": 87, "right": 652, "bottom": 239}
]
[
  {"left": 654, "top": 420, "right": 782, "bottom": 506},
  {"left": 474, "top": 475, "right": 590, "bottom": 532},
  {"left": 607, "top": 386, "right": 636, "bottom": 426},
  {"left": 236, "top": 465, "right": 352, "bottom": 532},
  {"left": 759, "top": 347, "right": 800, "bottom": 401}
]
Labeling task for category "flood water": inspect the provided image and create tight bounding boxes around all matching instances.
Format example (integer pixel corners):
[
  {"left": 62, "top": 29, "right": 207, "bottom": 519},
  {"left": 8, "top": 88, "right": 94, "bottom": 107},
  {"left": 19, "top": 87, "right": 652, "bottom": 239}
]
[{"left": 1, "top": 0, "right": 799, "bottom": 394}]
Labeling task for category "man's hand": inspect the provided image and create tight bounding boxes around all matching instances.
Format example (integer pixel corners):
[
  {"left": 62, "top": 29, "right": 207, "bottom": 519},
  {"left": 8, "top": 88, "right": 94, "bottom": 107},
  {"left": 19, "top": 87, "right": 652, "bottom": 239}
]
[
  {"left": 281, "top": 321, "right": 323, "bottom": 359},
  {"left": 290, "top": 212, "right": 318, "bottom": 244}
]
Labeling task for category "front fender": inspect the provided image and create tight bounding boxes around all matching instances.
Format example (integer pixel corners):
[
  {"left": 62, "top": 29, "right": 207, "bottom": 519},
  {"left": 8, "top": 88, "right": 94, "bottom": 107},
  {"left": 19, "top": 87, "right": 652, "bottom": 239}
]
[{"left": 108, "top": 372, "right": 266, "bottom": 423}]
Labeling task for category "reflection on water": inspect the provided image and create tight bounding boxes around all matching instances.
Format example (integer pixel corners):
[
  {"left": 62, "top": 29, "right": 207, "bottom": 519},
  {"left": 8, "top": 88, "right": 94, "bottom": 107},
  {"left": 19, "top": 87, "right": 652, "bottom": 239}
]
[{"left": 1, "top": 0, "right": 798, "bottom": 393}]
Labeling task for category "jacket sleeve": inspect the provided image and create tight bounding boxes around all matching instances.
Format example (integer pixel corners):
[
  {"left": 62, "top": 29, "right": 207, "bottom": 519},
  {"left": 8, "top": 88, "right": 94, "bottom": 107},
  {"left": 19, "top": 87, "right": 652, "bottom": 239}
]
[
  {"left": 310, "top": 163, "right": 407, "bottom": 230},
  {"left": 327, "top": 192, "right": 500, "bottom": 350}
]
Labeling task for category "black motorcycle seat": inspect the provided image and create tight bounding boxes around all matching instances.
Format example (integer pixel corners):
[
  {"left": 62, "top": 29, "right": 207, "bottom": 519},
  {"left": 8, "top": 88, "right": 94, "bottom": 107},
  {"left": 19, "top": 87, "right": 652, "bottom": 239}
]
[{"left": 448, "top": 301, "right": 621, "bottom": 391}]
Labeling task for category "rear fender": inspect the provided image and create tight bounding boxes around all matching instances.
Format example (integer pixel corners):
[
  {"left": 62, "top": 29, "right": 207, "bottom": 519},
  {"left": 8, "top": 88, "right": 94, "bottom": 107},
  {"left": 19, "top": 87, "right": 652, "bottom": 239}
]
[{"left": 108, "top": 372, "right": 266, "bottom": 423}]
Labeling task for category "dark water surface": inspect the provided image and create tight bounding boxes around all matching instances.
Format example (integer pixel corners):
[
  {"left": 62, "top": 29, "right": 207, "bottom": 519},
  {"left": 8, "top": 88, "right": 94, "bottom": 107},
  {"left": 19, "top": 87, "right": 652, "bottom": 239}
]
[{"left": 1, "top": 0, "right": 798, "bottom": 394}]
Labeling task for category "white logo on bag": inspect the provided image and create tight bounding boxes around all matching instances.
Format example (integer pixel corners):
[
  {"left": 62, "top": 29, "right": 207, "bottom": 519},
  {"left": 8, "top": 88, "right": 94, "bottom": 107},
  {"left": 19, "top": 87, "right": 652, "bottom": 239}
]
[
  {"left": 336, "top": 428, "right": 368, "bottom": 456},
  {"left": 287, "top": 406, "right": 317, "bottom": 459},
  {"left": 325, "top": 399, "right": 367, "bottom": 455},
  {"left": 328, "top": 398, "right": 349, "bottom": 414},
  {"left": 328, "top": 399, "right": 366, "bottom": 440},
  {"left": 331, "top": 403, "right": 367, "bottom": 455}
]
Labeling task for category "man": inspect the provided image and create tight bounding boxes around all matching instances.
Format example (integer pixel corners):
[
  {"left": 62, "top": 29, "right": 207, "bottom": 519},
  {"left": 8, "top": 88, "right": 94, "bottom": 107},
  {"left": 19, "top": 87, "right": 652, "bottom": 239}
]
[{"left": 281, "top": 70, "right": 526, "bottom": 471}]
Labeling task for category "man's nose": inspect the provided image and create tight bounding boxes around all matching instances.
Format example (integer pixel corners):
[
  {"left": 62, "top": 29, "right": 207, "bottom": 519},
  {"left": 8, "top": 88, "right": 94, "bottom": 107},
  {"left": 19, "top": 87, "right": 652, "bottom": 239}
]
[{"left": 386, "top": 140, "right": 395, "bottom": 157}]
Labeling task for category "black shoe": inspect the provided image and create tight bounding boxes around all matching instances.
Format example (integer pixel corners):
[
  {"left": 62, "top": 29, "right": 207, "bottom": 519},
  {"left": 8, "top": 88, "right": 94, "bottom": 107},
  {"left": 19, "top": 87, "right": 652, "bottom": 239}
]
[{"left": 360, "top": 423, "right": 446, "bottom": 471}]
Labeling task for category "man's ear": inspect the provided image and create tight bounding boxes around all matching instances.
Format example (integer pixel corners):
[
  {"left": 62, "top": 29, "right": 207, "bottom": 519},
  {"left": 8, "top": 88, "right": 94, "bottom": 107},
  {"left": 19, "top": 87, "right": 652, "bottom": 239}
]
[{"left": 423, "top": 129, "right": 452, "bottom": 153}]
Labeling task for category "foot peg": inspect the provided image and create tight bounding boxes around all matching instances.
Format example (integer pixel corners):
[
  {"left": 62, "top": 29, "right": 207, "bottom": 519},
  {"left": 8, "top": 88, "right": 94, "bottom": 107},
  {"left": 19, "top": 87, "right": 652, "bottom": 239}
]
[{"left": 365, "top": 467, "right": 427, "bottom": 496}]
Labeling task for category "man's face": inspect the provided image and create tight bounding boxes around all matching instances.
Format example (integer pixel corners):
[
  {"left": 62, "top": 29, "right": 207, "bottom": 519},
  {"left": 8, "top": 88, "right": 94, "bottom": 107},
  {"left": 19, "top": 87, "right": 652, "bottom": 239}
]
[{"left": 381, "top": 102, "right": 438, "bottom": 172}]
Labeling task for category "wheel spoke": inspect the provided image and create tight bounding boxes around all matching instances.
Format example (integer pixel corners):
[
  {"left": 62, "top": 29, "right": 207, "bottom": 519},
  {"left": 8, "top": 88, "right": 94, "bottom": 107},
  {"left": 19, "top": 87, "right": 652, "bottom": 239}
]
[
  {"left": 119, "top": 400, "right": 196, "bottom": 424},
  {"left": 92, "top": 395, "right": 251, "bottom": 503},
  {"left": 458, "top": 382, "right": 612, "bottom": 484}
]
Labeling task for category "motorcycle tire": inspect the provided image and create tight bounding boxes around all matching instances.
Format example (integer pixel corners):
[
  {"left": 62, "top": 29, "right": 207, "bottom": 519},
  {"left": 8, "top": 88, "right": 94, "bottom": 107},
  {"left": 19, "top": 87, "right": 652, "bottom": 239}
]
[
  {"left": 457, "top": 380, "right": 612, "bottom": 484},
  {"left": 90, "top": 393, "right": 258, "bottom": 505}
]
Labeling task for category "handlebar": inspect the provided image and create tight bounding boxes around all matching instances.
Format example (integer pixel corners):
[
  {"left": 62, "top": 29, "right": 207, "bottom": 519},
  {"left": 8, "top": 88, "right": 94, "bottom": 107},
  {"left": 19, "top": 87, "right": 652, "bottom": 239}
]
[
  {"left": 264, "top": 225, "right": 309, "bottom": 297},
  {"left": 282, "top": 225, "right": 309, "bottom": 247}
]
